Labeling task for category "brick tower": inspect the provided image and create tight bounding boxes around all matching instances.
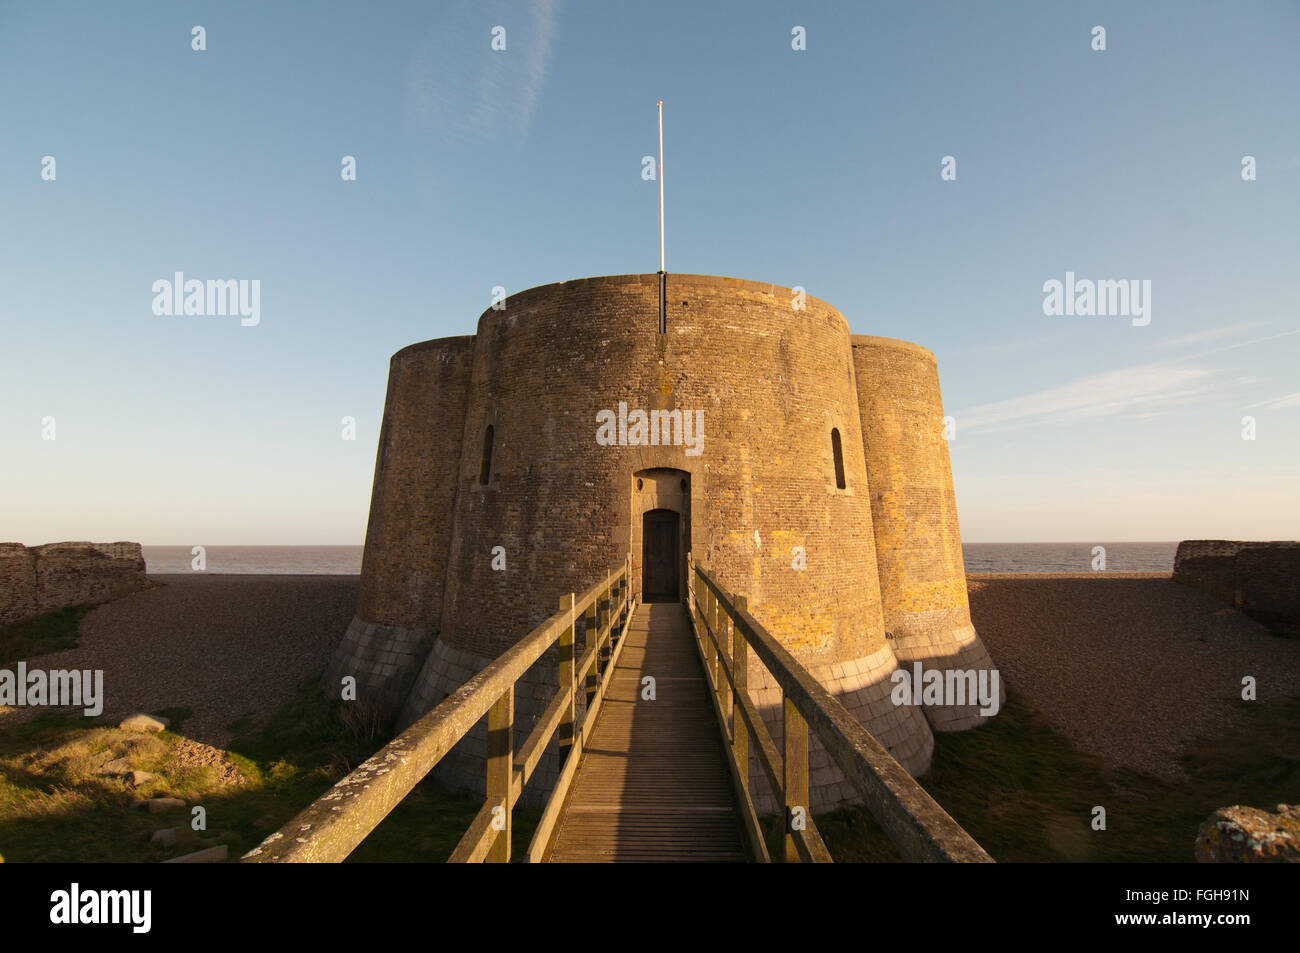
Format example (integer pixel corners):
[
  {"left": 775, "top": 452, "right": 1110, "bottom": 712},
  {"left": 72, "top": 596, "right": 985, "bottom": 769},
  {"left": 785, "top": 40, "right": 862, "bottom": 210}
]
[{"left": 327, "top": 274, "right": 1000, "bottom": 810}]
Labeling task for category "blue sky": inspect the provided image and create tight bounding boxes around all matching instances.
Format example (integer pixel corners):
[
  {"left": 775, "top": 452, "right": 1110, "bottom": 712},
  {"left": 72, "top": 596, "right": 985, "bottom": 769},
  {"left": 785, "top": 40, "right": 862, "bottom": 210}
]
[{"left": 2, "top": 1, "right": 1297, "bottom": 545}]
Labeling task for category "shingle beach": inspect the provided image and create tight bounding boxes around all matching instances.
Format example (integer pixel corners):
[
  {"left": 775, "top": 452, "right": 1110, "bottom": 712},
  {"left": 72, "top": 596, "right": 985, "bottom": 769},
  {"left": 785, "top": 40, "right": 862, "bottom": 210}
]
[{"left": 5, "top": 571, "right": 1298, "bottom": 783}]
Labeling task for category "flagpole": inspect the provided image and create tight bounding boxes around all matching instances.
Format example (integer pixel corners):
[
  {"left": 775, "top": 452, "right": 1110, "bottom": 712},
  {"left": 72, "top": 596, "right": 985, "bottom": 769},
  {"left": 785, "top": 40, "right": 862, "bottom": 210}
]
[
  {"left": 658, "top": 100, "right": 665, "bottom": 273},
  {"left": 657, "top": 100, "right": 666, "bottom": 334}
]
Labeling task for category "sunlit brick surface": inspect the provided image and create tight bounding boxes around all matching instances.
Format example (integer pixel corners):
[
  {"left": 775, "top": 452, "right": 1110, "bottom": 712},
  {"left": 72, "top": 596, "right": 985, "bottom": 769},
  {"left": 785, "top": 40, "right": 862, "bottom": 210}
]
[{"left": 853, "top": 335, "right": 1001, "bottom": 731}]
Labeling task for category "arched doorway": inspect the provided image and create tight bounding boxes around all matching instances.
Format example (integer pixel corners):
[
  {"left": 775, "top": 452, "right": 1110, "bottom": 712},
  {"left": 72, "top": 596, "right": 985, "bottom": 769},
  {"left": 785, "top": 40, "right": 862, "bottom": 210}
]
[{"left": 641, "top": 509, "right": 680, "bottom": 602}]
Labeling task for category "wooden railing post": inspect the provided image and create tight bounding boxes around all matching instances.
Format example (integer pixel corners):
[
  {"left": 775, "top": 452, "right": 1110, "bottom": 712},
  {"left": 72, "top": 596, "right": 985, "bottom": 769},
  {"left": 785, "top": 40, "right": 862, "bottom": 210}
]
[
  {"left": 783, "top": 692, "right": 809, "bottom": 863},
  {"left": 717, "top": 592, "right": 733, "bottom": 732},
  {"left": 703, "top": 583, "right": 718, "bottom": 678},
  {"left": 598, "top": 568, "right": 612, "bottom": 670},
  {"left": 557, "top": 593, "right": 576, "bottom": 759},
  {"left": 732, "top": 593, "right": 749, "bottom": 799},
  {"left": 582, "top": 597, "right": 599, "bottom": 707},
  {"left": 487, "top": 686, "right": 514, "bottom": 862}
]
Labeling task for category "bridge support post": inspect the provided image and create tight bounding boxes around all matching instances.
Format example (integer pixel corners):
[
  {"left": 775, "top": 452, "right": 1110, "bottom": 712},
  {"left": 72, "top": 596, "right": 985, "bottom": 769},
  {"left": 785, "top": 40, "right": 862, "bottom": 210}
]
[
  {"left": 704, "top": 585, "right": 718, "bottom": 681},
  {"left": 717, "top": 595, "right": 732, "bottom": 734},
  {"left": 558, "top": 593, "right": 576, "bottom": 760},
  {"left": 732, "top": 594, "right": 749, "bottom": 796},
  {"left": 582, "top": 597, "right": 599, "bottom": 709},
  {"left": 598, "top": 569, "right": 612, "bottom": 672},
  {"left": 487, "top": 686, "right": 514, "bottom": 862},
  {"left": 783, "top": 695, "right": 809, "bottom": 863}
]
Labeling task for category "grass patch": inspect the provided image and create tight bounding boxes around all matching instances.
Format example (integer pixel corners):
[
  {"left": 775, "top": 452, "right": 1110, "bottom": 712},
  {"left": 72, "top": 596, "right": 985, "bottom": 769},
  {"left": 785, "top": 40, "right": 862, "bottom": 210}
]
[
  {"left": 815, "top": 689, "right": 1300, "bottom": 862},
  {"left": 0, "top": 679, "right": 540, "bottom": 862},
  {"left": 0, "top": 605, "right": 93, "bottom": 665}
]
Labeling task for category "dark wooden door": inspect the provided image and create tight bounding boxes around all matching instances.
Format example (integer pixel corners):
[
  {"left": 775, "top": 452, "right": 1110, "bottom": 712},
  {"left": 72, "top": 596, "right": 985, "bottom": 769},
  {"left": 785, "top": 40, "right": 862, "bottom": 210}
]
[{"left": 642, "top": 510, "right": 679, "bottom": 602}]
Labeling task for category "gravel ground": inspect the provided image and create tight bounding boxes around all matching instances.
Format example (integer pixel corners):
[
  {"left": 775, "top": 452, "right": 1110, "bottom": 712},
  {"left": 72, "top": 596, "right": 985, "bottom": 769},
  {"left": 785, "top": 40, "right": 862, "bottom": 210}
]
[
  {"left": 968, "top": 572, "right": 1300, "bottom": 780},
  {"left": 0, "top": 574, "right": 357, "bottom": 747},
  {"left": 5, "top": 571, "right": 1295, "bottom": 783}
]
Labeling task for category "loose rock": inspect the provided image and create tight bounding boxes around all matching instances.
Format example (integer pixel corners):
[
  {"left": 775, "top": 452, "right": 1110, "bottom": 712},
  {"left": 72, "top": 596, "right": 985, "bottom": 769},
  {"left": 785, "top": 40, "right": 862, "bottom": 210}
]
[
  {"left": 150, "top": 827, "right": 181, "bottom": 847},
  {"left": 119, "top": 713, "right": 169, "bottom": 733},
  {"left": 1195, "top": 803, "right": 1300, "bottom": 862}
]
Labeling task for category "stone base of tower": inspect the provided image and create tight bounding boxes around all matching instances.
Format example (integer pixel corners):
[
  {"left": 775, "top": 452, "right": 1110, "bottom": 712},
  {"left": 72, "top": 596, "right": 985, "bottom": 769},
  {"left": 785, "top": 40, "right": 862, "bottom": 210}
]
[
  {"left": 745, "top": 644, "right": 935, "bottom": 815},
  {"left": 397, "top": 636, "right": 573, "bottom": 809},
  {"left": 888, "top": 608, "right": 1005, "bottom": 732},
  {"left": 326, "top": 616, "right": 435, "bottom": 726}
]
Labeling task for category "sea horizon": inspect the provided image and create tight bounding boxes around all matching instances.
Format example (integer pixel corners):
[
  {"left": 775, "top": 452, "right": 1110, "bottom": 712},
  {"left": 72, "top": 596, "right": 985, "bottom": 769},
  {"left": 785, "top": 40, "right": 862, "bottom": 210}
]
[{"left": 138, "top": 541, "right": 1184, "bottom": 575}]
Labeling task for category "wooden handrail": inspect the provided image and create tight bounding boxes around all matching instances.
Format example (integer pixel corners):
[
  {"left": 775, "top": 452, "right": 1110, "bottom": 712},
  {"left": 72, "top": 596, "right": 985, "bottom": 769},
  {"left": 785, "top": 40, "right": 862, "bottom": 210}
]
[
  {"left": 242, "top": 555, "right": 635, "bottom": 863},
  {"left": 687, "top": 556, "right": 993, "bottom": 864}
]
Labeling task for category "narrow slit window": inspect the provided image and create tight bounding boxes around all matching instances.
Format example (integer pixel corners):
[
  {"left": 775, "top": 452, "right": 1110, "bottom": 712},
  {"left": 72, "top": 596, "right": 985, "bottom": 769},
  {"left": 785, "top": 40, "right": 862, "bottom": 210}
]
[
  {"left": 479, "top": 425, "right": 494, "bottom": 485},
  {"left": 831, "top": 428, "right": 846, "bottom": 489}
]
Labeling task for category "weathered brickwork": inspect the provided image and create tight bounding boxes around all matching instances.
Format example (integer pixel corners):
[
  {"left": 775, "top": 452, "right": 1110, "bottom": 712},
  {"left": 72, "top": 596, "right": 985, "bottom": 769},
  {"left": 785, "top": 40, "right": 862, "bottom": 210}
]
[
  {"left": 0, "top": 541, "right": 151, "bottom": 627},
  {"left": 424, "top": 274, "right": 888, "bottom": 673},
  {"left": 336, "top": 274, "right": 1002, "bottom": 807},
  {"left": 326, "top": 618, "right": 433, "bottom": 721},
  {"left": 0, "top": 544, "right": 37, "bottom": 626},
  {"left": 328, "top": 337, "right": 476, "bottom": 719},
  {"left": 1174, "top": 540, "right": 1300, "bottom": 636},
  {"left": 852, "top": 335, "right": 1002, "bottom": 731}
]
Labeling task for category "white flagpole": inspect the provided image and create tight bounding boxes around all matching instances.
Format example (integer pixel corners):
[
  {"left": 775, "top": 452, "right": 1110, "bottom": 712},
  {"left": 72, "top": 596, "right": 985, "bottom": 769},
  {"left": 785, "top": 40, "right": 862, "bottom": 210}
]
[
  {"left": 657, "top": 100, "right": 665, "bottom": 273},
  {"left": 657, "top": 100, "right": 666, "bottom": 334}
]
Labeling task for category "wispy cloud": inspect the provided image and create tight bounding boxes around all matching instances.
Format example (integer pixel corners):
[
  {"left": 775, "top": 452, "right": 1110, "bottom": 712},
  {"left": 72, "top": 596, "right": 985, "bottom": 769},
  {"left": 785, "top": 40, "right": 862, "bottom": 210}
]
[
  {"left": 1158, "top": 323, "right": 1265, "bottom": 349},
  {"left": 1176, "top": 328, "right": 1300, "bottom": 360},
  {"left": 956, "top": 363, "right": 1224, "bottom": 432},
  {"left": 955, "top": 329, "right": 1300, "bottom": 433},
  {"left": 405, "top": 1, "right": 560, "bottom": 143},
  {"left": 1244, "top": 393, "right": 1300, "bottom": 410}
]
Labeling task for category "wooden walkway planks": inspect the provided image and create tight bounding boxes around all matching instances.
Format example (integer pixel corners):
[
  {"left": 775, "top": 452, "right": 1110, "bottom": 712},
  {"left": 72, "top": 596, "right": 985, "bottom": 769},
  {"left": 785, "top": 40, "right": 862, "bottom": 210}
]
[{"left": 543, "top": 602, "right": 747, "bottom": 862}]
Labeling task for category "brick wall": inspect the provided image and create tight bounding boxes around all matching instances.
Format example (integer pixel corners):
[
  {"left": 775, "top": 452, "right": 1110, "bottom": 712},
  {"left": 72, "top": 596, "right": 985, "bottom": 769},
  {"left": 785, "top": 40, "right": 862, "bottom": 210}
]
[
  {"left": 428, "top": 274, "right": 889, "bottom": 670},
  {"left": 328, "top": 337, "right": 476, "bottom": 721},
  {"left": 852, "top": 335, "right": 1002, "bottom": 731},
  {"left": 1174, "top": 540, "right": 1300, "bottom": 635},
  {"left": 0, "top": 541, "right": 150, "bottom": 627},
  {"left": 355, "top": 337, "right": 476, "bottom": 630}
]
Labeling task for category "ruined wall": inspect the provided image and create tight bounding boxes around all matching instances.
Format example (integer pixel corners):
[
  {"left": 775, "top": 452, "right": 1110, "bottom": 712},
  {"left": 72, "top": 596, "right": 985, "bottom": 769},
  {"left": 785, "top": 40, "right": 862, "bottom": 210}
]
[
  {"left": 1174, "top": 540, "right": 1300, "bottom": 636},
  {"left": 326, "top": 336, "right": 476, "bottom": 721},
  {"left": 851, "top": 335, "right": 1002, "bottom": 731},
  {"left": 0, "top": 542, "right": 150, "bottom": 627},
  {"left": 391, "top": 274, "right": 931, "bottom": 808}
]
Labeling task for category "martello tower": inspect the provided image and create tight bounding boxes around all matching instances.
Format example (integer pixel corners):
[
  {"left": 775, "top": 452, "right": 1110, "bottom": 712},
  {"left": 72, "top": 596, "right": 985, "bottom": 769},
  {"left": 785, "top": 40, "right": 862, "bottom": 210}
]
[{"left": 328, "top": 273, "right": 1001, "bottom": 811}]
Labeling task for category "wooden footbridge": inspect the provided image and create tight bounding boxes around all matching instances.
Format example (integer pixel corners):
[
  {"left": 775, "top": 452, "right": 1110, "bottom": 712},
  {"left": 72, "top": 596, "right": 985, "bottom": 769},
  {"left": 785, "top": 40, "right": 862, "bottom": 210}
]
[{"left": 244, "top": 558, "right": 991, "bottom": 864}]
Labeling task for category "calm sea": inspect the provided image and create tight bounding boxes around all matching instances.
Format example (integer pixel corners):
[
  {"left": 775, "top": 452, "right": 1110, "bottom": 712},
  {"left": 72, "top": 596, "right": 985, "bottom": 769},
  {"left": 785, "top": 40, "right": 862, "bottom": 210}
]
[
  {"left": 961, "top": 542, "right": 1177, "bottom": 573},
  {"left": 143, "top": 542, "right": 1178, "bottom": 575},
  {"left": 143, "top": 546, "right": 365, "bottom": 574}
]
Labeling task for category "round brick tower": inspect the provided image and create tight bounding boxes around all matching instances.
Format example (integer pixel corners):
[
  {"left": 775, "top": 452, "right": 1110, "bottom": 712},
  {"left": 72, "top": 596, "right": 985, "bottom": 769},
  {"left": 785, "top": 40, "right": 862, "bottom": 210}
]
[
  {"left": 851, "top": 335, "right": 1003, "bottom": 730},
  {"left": 330, "top": 275, "right": 997, "bottom": 811},
  {"left": 327, "top": 337, "right": 476, "bottom": 719}
]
